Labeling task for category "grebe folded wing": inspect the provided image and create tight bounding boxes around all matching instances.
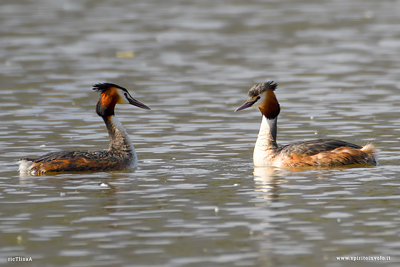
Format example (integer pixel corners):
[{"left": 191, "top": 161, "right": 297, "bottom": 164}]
[
  {"left": 20, "top": 150, "right": 129, "bottom": 174},
  {"left": 22, "top": 150, "right": 111, "bottom": 164},
  {"left": 277, "top": 139, "right": 362, "bottom": 156}
]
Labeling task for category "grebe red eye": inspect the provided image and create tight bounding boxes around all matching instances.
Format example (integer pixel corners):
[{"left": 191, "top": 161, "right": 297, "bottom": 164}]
[{"left": 256, "top": 96, "right": 261, "bottom": 100}]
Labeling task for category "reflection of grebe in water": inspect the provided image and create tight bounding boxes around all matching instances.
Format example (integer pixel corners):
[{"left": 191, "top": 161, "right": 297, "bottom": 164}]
[
  {"left": 18, "top": 83, "right": 150, "bottom": 176},
  {"left": 253, "top": 167, "right": 281, "bottom": 200},
  {"left": 235, "top": 81, "right": 376, "bottom": 167}
]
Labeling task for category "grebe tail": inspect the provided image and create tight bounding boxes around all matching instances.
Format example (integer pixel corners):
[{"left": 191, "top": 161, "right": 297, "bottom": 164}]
[
  {"left": 18, "top": 83, "right": 150, "bottom": 176},
  {"left": 235, "top": 81, "right": 376, "bottom": 167}
]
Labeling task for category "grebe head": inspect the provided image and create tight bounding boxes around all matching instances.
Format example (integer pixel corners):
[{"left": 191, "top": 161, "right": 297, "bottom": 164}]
[
  {"left": 93, "top": 83, "right": 150, "bottom": 117},
  {"left": 235, "top": 81, "right": 280, "bottom": 119}
]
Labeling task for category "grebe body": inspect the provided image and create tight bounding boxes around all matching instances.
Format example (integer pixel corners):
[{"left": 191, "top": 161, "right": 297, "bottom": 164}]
[
  {"left": 235, "top": 81, "right": 376, "bottom": 167},
  {"left": 18, "top": 83, "right": 150, "bottom": 176}
]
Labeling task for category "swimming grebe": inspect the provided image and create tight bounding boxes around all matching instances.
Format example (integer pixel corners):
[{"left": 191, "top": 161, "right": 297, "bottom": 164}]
[
  {"left": 18, "top": 83, "right": 150, "bottom": 176},
  {"left": 235, "top": 81, "right": 376, "bottom": 167}
]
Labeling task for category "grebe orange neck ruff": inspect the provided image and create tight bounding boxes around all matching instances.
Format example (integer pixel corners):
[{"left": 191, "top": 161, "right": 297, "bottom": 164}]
[
  {"left": 235, "top": 81, "right": 376, "bottom": 167},
  {"left": 18, "top": 83, "right": 150, "bottom": 176}
]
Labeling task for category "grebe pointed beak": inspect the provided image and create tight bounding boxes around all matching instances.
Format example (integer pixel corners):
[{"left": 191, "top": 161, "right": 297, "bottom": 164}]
[
  {"left": 123, "top": 92, "right": 151, "bottom": 110},
  {"left": 234, "top": 98, "right": 258, "bottom": 112},
  {"left": 127, "top": 95, "right": 151, "bottom": 110}
]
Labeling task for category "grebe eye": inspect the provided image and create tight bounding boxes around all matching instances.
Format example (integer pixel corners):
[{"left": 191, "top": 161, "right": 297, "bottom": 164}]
[{"left": 256, "top": 96, "right": 261, "bottom": 100}]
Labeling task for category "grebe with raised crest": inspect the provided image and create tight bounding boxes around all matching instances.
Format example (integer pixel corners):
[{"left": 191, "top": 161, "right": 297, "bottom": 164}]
[
  {"left": 18, "top": 83, "right": 150, "bottom": 176},
  {"left": 235, "top": 81, "right": 376, "bottom": 167}
]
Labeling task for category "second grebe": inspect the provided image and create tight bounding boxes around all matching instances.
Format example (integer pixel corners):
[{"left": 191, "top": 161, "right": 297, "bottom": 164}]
[
  {"left": 18, "top": 83, "right": 150, "bottom": 176},
  {"left": 235, "top": 81, "right": 376, "bottom": 167}
]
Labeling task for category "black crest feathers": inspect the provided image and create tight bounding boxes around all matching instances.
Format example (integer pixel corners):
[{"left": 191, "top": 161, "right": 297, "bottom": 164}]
[
  {"left": 248, "top": 81, "right": 278, "bottom": 97},
  {"left": 93, "top": 83, "right": 126, "bottom": 93}
]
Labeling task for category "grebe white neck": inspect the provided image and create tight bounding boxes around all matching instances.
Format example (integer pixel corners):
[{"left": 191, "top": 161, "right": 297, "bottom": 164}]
[{"left": 253, "top": 115, "right": 278, "bottom": 167}]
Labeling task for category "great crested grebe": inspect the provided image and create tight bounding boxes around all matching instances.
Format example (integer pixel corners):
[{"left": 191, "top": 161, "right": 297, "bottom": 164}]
[
  {"left": 18, "top": 83, "right": 150, "bottom": 176},
  {"left": 235, "top": 81, "right": 376, "bottom": 167}
]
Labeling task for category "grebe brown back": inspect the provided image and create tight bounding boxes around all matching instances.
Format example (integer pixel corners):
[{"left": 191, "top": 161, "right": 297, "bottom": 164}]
[
  {"left": 18, "top": 83, "right": 150, "bottom": 176},
  {"left": 235, "top": 81, "right": 376, "bottom": 167}
]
